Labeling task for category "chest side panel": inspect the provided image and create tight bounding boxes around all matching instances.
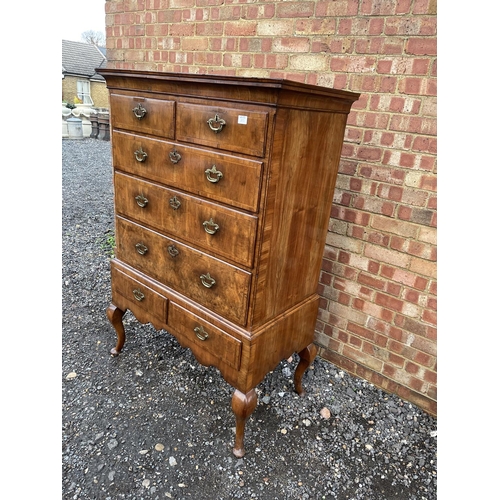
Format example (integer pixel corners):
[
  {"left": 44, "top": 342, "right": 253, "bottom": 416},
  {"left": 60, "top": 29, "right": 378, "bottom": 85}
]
[{"left": 250, "top": 108, "right": 349, "bottom": 326}]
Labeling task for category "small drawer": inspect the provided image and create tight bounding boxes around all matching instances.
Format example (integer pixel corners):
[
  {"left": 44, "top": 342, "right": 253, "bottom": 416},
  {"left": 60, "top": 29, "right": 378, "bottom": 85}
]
[
  {"left": 114, "top": 172, "right": 258, "bottom": 268},
  {"left": 169, "top": 302, "right": 242, "bottom": 370},
  {"left": 111, "top": 266, "right": 168, "bottom": 324},
  {"left": 112, "top": 130, "right": 263, "bottom": 212},
  {"left": 109, "top": 93, "right": 175, "bottom": 138},
  {"left": 176, "top": 102, "right": 269, "bottom": 157},
  {"left": 115, "top": 216, "right": 251, "bottom": 326}
]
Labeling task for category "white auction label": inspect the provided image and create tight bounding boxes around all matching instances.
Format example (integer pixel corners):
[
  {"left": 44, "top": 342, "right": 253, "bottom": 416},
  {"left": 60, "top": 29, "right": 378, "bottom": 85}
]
[{"left": 237, "top": 115, "right": 248, "bottom": 125}]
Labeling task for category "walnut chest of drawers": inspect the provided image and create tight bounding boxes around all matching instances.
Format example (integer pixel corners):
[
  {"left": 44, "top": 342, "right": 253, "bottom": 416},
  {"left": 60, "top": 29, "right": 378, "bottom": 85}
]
[{"left": 98, "top": 68, "right": 359, "bottom": 457}]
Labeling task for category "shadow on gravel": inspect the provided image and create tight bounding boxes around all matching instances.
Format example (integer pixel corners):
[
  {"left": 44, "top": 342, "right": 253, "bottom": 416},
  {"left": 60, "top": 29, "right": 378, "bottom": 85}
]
[{"left": 62, "top": 139, "right": 437, "bottom": 500}]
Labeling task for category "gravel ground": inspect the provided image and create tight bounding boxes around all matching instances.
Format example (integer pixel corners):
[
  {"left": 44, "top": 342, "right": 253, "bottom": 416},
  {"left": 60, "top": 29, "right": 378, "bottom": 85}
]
[{"left": 62, "top": 138, "right": 437, "bottom": 500}]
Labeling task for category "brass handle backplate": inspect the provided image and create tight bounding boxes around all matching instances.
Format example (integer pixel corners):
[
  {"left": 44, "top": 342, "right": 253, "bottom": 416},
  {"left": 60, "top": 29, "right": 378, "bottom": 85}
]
[
  {"left": 194, "top": 325, "right": 209, "bottom": 341},
  {"left": 205, "top": 165, "right": 223, "bottom": 183},
  {"left": 200, "top": 272, "right": 216, "bottom": 288},
  {"left": 135, "top": 194, "right": 148, "bottom": 208},
  {"left": 132, "top": 289, "right": 145, "bottom": 301},
  {"left": 132, "top": 103, "right": 147, "bottom": 120},
  {"left": 167, "top": 244, "right": 179, "bottom": 257},
  {"left": 134, "top": 147, "right": 148, "bottom": 162},
  {"left": 169, "top": 196, "right": 181, "bottom": 210},
  {"left": 203, "top": 218, "right": 219, "bottom": 235},
  {"left": 169, "top": 149, "right": 182, "bottom": 164},
  {"left": 135, "top": 242, "right": 148, "bottom": 255},
  {"left": 207, "top": 113, "right": 226, "bottom": 133}
]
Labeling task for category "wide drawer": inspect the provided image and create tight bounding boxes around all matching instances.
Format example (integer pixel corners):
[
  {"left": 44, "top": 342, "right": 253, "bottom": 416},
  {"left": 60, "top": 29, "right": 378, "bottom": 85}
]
[
  {"left": 115, "top": 216, "right": 251, "bottom": 326},
  {"left": 169, "top": 302, "right": 242, "bottom": 370},
  {"left": 114, "top": 172, "right": 258, "bottom": 268},
  {"left": 109, "top": 93, "right": 175, "bottom": 138},
  {"left": 176, "top": 102, "right": 269, "bottom": 157},
  {"left": 112, "top": 130, "right": 263, "bottom": 212},
  {"left": 111, "top": 265, "right": 168, "bottom": 324}
]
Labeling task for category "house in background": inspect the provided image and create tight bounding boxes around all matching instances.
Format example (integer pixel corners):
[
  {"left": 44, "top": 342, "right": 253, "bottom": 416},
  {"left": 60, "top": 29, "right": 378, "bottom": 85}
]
[{"left": 62, "top": 40, "right": 109, "bottom": 109}]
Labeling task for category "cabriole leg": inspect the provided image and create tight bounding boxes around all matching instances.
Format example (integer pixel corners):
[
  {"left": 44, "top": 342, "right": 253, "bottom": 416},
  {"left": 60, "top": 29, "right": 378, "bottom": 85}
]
[
  {"left": 231, "top": 388, "right": 257, "bottom": 458},
  {"left": 106, "top": 303, "right": 126, "bottom": 356},
  {"left": 294, "top": 342, "right": 318, "bottom": 397}
]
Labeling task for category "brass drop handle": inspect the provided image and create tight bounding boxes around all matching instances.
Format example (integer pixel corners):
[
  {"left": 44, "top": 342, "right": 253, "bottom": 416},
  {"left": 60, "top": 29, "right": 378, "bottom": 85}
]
[
  {"left": 135, "top": 242, "right": 148, "bottom": 255},
  {"left": 194, "top": 325, "right": 209, "bottom": 341},
  {"left": 169, "top": 149, "right": 182, "bottom": 164},
  {"left": 133, "top": 289, "right": 145, "bottom": 301},
  {"left": 200, "top": 272, "right": 216, "bottom": 288},
  {"left": 169, "top": 196, "right": 181, "bottom": 210},
  {"left": 205, "top": 165, "right": 223, "bottom": 183},
  {"left": 132, "top": 103, "right": 147, "bottom": 120},
  {"left": 207, "top": 113, "right": 226, "bottom": 133},
  {"left": 203, "top": 218, "right": 219, "bottom": 235},
  {"left": 134, "top": 147, "right": 148, "bottom": 162},
  {"left": 135, "top": 194, "right": 148, "bottom": 208},
  {"left": 167, "top": 244, "right": 179, "bottom": 257}
]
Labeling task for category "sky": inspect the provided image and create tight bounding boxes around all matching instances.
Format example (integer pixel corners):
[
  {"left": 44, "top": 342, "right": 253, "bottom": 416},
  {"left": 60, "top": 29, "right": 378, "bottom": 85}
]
[{"left": 62, "top": 0, "right": 106, "bottom": 43}]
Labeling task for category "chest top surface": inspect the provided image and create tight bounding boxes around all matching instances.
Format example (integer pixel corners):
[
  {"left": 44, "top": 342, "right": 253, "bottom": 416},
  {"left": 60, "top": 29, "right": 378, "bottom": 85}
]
[{"left": 97, "top": 68, "right": 360, "bottom": 112}]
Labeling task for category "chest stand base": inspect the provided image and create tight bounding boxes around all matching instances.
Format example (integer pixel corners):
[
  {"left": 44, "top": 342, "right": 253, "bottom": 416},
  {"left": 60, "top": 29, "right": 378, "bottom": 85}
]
[{"left": 106, "top": 302, "right": 318, "bottom": 457}]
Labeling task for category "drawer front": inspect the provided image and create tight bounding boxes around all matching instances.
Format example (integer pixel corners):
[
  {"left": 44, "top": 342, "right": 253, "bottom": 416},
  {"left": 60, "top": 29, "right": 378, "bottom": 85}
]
[
  {"left": 169, "top": 302, "right": 242, "bottom": 370},
  {"left": 112, "top": 130, "right": 263, "bottom": 212},
  {"left": 114, "top": 172, "right": 258, "bottom": 268},
  {"left": 115, "top": 217, "right": 251, "bottom": 326},
  {"left": 109, "top": 93, "right": 175, "bottom": 138},
  {"left": 176, "top": 102, "right": 269, "bottom": 157},
  {"left": 111, "top": 266, "right": 168, "bottom": 324}
]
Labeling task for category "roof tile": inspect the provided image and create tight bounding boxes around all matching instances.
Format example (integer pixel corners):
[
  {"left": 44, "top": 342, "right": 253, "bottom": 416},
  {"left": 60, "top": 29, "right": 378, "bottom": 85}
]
[{"left": 62, "top": 40, "right": 107, "bottom": 80}]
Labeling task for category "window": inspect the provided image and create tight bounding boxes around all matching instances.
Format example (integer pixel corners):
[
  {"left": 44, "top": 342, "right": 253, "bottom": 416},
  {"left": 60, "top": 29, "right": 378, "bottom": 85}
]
[{"left": 77, "top": 80, "right": 94, "bottom": 105}]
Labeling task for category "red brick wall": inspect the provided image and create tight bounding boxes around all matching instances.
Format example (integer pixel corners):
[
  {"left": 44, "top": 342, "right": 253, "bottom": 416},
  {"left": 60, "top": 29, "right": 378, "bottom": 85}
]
[{"left": 104, "top": 0, "right": 437, "bottom": 416}]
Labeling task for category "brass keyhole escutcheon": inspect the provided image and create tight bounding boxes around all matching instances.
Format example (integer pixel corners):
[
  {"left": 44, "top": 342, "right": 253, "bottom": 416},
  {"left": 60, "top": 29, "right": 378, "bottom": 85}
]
[
  {"left": 169, "top": 196, "right": 181, "bottom": 210},
  {"left": 167, "top": 244, "right": 179, "bottom": 257},
  {"left": 169, "top": 149, "right": 182, "bottom": 164}
]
